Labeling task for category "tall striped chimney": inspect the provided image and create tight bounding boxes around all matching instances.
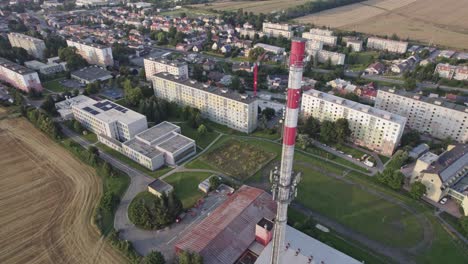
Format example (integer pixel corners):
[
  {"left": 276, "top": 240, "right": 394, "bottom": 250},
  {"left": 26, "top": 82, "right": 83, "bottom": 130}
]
[{"left": 270, "top": 38, "right": 306, "bottom": 264}]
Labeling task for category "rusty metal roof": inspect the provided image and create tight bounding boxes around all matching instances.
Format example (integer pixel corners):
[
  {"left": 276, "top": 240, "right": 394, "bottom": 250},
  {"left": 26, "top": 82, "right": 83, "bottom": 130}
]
[{"left": 175, "top": 185, "right": 276, "bottom": 264}]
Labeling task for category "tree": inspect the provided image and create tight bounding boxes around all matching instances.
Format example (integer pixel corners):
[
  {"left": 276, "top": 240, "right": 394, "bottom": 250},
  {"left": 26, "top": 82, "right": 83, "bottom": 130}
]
[
  {"left": 197, "top": 124, "right": 207, "bottom": 137},
  {"left": 404, "top": 78, "right": 417, "bottom": 91},
  {"left": 143, "top": 251, "right": 165, "bottom": 264},
  {"left": 320, "top": 120, "right": 337, "bottom": 143},
  {"left": 40, "top": 95, "right": 56, "bottom": 115},
  {"left": 85, "top": 82, "right": 101, "bottom": 94},
  {"left": 401, "top": 130, "right": 420, "bottom": 147},
  {"left": 262, "top": 108, "right": 275, "bottom": 121},
  {"left": 73, "top": 120, "right": 83, "bottom": 133},
  {"left": 297, "top": 134, "right": 311, "bottom": 150},
  {"left": 178, "top": 251, "right": 203, "bottom": 264},
  {"left": 335, "top": 118, "right": 351, "bottom": 143},
  {"left": 230, "top": 76, "right": 241, "bottom": 91},
  {"left": 58, "top": 47, "right": 87, "bottom": 71},
  {"left": 125, "top": 87, "right": 143, "bottom": 106},
  {"left": 209, "top": 176, "right": 221, "bottom": 190},
  {"left": 249, "top": 47, "right": 264, "bottom": 60},
  {"left": 302, "top": 116, "right": 320, "bottom": 139},
  {"left": 410, "top": 182, "right": 427, "bottom": 199}
]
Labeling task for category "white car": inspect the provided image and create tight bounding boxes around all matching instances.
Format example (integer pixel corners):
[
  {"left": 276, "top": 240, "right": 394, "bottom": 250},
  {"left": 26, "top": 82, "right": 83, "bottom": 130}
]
[{"left": 439, "top": 197, "right": 448, "bottom": 205}]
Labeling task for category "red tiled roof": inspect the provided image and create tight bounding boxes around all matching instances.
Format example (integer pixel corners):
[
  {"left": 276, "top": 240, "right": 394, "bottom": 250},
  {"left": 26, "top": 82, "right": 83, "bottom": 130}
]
[{"left": 175, "top": 185, "right": 276, "bottom": 264}]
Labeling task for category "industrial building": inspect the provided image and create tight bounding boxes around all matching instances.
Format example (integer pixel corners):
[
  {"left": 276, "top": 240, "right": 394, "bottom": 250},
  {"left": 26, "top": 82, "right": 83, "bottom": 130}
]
[
  {"left": 435, "top": 63, "right": 468, "bottom": 81},
  {"left": 302, "top": 28, "right": 337, "bottom": 46},
  {"left": 0, "top": 57, "right": 42, "bottom": 92},
  {"left": 152, "top": 73, "right": 258, "bottom": 133},
  {"left": 411, "top": 144, "right": 468, "bottom": 216},
  {"left": 71, "top": 66, "right": 113, "bottom": 84},
  {"left": 375, "top": 87, "right": 468, "bottom": 143},
  {"left": 98, "top": 121, "right": 196, "bottom": 170},
  {"left": 143, "top": 57, "right": 188, "bottom": 81},
  {"left": 174, "top": 185, "right": 361, "bottom": 264},
  {"left": 262, "top": 22, "right": 293, "bottom": 39},
  {"left": 367, "top": 37, "right": 408, "bottom": 54},
  {"left": 66, "top": 39, "right": 114, "bottom": 67},
  {"left": 8, "top": 32, "right": 46, "bottom": 59},
  {"left": 71, "top": 96, "right": 147, "bottom": 142},
  {"left": 301, "top": 89, "right": 406, "bottom": 156}
]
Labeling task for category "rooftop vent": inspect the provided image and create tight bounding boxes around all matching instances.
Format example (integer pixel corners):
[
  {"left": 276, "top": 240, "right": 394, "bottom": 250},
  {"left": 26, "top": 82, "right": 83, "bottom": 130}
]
[
  {"left": 203, "top": 84, "right": 209, "bottom": 88},
  {"left": 189, "top": 80, "right": 196, "bottom": 84},
  {"left": 221, "top": 89, "right": 228, "bottom": 94},
  {"left": 389, "top": 88, "right": 395, "bottom": 93},
  {"left": 240, "top": 94, "right": 248, "bottom": 100},
  {"left": 434, "top": 101, "right": 442, "bottom": 105}
]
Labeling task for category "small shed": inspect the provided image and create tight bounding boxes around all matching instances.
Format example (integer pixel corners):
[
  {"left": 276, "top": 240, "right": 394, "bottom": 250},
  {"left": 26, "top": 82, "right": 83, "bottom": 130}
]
[{"left": 148, "top": 179, "right": 174, "bottom": 197}]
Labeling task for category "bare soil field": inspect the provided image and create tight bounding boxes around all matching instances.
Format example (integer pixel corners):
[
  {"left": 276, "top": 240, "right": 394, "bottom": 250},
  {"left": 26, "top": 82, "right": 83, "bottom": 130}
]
[
  {"left": 0, "top": 118, "right": 126, "bottom": 264},
  {"left": 296, "top": 0, "right": 468, "bottom": 50},
  {"left": 192, "top": 0, "right": 312, "bottom": 14}
]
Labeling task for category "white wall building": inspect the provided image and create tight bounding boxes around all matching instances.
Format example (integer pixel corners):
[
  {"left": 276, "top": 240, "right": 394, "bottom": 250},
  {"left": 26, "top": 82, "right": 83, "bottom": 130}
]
[
  {"left": 301, "top": 89, "right": 406, "bottom": 156},
  {"left": 0, "top": 58, "right": 42, "bottom": 92},
  {"left": 253, "top": 43, "right": 285, "bottom": 55},
  {"left": 24, "top": 60, "right": 65, "bottom": 75},
  {"left": 262, "top": 22, "right": 293, "bottom": 39},
  {"left": 152, "top": 73, "right": 258, "bottom": 133},
  {"left": 8, "top": 32, "right": 46, "bottom": 60},
  {"left": 71, "top": 96, "right": 147, "bottom": 142},
  {"left": 375, "top": 87, "right": 468, "bottom": 143},
  {"left": 309, "top": 50, "right": 345, "bottom": 65},
  {"left": 66, "top": 39, "right": 114, "bottom": 67},
  {"left": 302, "top": 29, "right": 337, "bottom": 46},
  {"left": 367, "top": 37, "right": 408, "bottom": 54},
  {"left": 435, "top": 63, "right": 468, "bottom": 81},
  {"left": 143, "top": 57, "right": 188, "bottom": 81},
  {"left": 346, "top": 39, "right": 363, "bottom": 52}
]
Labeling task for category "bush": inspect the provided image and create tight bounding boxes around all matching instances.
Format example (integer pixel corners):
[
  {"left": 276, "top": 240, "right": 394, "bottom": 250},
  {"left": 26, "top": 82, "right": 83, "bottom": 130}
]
[
  {"left": 108, "top": 229, "right": 142, "bottom": 263},
  {"left": 143, "top": 251, "right": 165, "bottom": 264},
  {"left": 410, "top": 181, "right": 427, "bottom": 199}
]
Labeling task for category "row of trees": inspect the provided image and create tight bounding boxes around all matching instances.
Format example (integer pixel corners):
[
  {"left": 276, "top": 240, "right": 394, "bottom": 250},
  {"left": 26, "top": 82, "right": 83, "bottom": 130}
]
[
  {"left": 58, "top": 46, "right": 88, "bottom": 71},
  {"left": 376, "top": 151, "right": 408, "bottom": 190},
  {"left": 24, "top": 108, "right": 60, "bottom": 139},
  {"left": 299, "top": 116, "right": 352, "bottom": 145},
  {"left": 129, "top": 192, "right": 183, "bottom": 230},
  {"left": 150, "top": 27, "right": 186, "bottom": 46}
]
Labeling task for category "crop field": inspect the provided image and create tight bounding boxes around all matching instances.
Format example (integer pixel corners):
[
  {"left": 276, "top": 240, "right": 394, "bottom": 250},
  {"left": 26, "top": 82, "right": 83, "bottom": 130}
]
[
  {"left": 296, "top": 0, "right": 468, "bottom": 50},
  {"left": 191, "top": 0, "right": 312, "bottom": 14},
  {"left": 0, "top": 118, "right": 125, "bottom": 264}
]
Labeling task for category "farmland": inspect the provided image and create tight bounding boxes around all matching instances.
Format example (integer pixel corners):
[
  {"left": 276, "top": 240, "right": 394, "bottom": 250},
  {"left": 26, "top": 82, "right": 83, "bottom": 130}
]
[
  {"left": 0, "top": 118, "right": 125, "bottom": 264},
  {"left": 191, "top": 0, "right": 312, "bottom": 14},
  {"left": 296, "top": 0, "right": 468, "bottom": 50}
]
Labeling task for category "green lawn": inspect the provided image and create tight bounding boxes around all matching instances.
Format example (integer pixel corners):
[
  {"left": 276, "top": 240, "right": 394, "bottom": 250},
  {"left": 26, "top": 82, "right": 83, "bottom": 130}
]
[
  {"left": 333, "top": 143, "right": 367, "bottom": 159},
  {"left": 164, "top": 172, "right": 212, "bottom": 209},
  {"left": 43, "top": 78, "right": 66, "bottom": 93},
  {"left": 100, "top": 169, "right": 130, "bottom": 235},
  {"left": 178, "top": 122, "right": 220, "bottom": 149},
  {"left": 81, "top": 131, "right": 98, "bottom": 143},
  {"left": 379, "top": 154, "right": 391, "bottom": 164},
  {"left": 97, "top": 143, "right": 174, "bottom": 178}
]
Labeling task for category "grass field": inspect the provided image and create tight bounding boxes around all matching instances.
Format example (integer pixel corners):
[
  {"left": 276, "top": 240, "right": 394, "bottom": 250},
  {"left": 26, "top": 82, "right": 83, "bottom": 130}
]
[
  {"left": 0, "top": 118, "right": 125, "bottom": 264},
  {"left": 200, "top": 139, "right": 276, "bottom": 179},
  {"left": 98, "top": 143, "right": 173, "bottom": 178},
  {"left": 296, "top": 0, "right": 468, "bottom": 50},
  {"left": 178, "top": 122, "right": 220, "bottom": 149},
  {"left": 43, "top": 78, "right": 67, "bottom": 93},
  {"left": 191, "top": 0, "right": 312, "bottom": 14},
  {"left": 164, "top": 172, "right": 212, "bottom": 208}
]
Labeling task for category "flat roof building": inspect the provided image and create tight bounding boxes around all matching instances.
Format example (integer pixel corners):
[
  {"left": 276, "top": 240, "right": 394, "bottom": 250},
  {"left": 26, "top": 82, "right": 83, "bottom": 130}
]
[
  {"left": 71, "top": 96, "right": 147, "bottom": 142},
  {"left": 66, "top": 39, "right": 113, "bottom": 67},
  {"left": 55, "top": 95, "right": 94, "bottom": 119},
  {"left": 152, "top": 73, "right": 258, "bottom": 133},
  {"left": 71, "top": 66, "right": 113, "bottom": 84},
  {"left": 302, "top": 28, "right": 337, "bottom": 46},
  {"left": 143, "top": 57, "right": 188, "bottom": 82},
  {"left": 367, "top": 37, "right": 408, "bottom": 54},
  {"left": 8, "top": 32, "right": 46, "bottom": 59},
  {"left": 0, "top": 57, "right": 42, "bottom": 92},
  {"left": 253, "top": 43, "right": 285, "bottom": 55},
  {"left": 148, "top": 179, "right": 174, "bottom": 197},
  {"left": 375, "top": 87, "right": 468, "bottom": 143},
  {"left": 302, "top": 89, "right": 406, "bottom": 156},
  {"left": 435, "top": 63, "right": 468, "bottom": 81},
  {"left": 262, "top": 22, "right": 293, "bottom": 39}
]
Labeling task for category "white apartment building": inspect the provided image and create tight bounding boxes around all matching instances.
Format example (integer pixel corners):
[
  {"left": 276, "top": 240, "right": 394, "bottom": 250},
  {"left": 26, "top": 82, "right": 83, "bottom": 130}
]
[
  {"left": 152, "top": 73, "right": 258, "bottom": 133},
  {"left": 8, "top": 32, "right": 46, "bottom": 60},
  {"left": 367, "top": 37, "right": 408, "bottom": 54},
  {"left": 71, "top": 96, "right": 147, "bottom": 142},
  {"left": 262, "top": 22, "right": 293, "bottom": 39},
  {"left": 435, "top": 63, "right": 468, "bottom": 81},
  {"left": 302, "top": 29, "right": 337, "bottom": 46},
  {"left": 0, "top": 57, "right": 42, "bottom": 92},
  {"left": 346, "top": 40, "right": 363, "bottom": 52},
  {"left": 301, "top": 89, "right": 407, "bottom": 156},
  {"left": 66, "top": 39, "right": 114, "bottom": 67},
  {"left": 375, "top": 87, "right": 468, "bottom": 143},
  {"left": 253, "top": 43, "right": 285, "bottom": 55},
  {"left": 309, "top": 50, "right": 345, "bottom": 65},
  {"left": 143, "top": 57, "right": 188, "bottom": 81},
  {"left": 306, "top": 39, "right": 323, "bottom": 52}
]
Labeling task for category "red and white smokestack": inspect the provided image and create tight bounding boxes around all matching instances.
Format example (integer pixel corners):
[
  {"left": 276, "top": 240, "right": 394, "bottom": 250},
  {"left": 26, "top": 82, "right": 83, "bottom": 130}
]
[{"left": 270, "top": 38, "right": 306, "bottom": 264}]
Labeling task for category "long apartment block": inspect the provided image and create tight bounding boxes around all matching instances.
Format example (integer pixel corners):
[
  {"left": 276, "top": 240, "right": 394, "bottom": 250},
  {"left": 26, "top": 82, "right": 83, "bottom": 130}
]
[
  {"left": 262, "top": 22, "right": 293, "bottom": 39},
  {"left": 301, "top": 89, "right": 407, "bottom": 156},
  {"left": 98, "top": 121, "right": 196, "bottom": 171},
  {"left": 66, "top": 39, "right": 113, "bottom": 67},
  {"left": 375, "top": 87, "right": 468, "bottom": 143},
  {"left": 143, "top": 57, "right": 188, "bottom": 81},
  {"left": 152, "top": 73, "right": 258, "bottom": 133},
  {"left": 71, "top": 96, "right": 147, "bottom": 141},
  {"left": 8, "top": 32, "right": 46, "bottom": 59},
  {"left": 367, "top": 37, "right": 408, "bottom": 54},
  {"left": 302, "top": 28, "right": 337, "bottom": 46},
  {"left": 0, "top": 57, "right": 42, "bottom": 92}
]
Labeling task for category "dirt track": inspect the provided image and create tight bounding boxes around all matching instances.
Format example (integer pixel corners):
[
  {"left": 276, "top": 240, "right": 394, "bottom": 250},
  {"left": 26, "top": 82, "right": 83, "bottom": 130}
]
[{"left": 0, "top": 118, "right": 126, "bottom": 264}]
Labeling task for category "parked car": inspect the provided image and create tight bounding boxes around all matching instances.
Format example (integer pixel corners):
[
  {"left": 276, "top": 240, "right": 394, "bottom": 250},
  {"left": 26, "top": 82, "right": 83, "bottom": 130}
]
[{"left": 439, "top": 197, "right": 448, "bottom": 205}]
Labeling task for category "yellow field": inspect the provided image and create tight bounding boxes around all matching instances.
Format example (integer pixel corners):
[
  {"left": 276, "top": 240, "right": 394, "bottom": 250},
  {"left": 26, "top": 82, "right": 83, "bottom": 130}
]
[
  {"left": 296, "top": 0, "right": 468, "bottom": 50},
  {"left": 192, "top": 0, "right": 312, "bottom": 14},
  {"left": 0, "top": 118, "right": 126, "bottom": 264}
]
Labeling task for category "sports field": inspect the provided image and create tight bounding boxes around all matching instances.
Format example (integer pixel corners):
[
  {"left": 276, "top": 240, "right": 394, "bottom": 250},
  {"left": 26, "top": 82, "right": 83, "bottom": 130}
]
[
  {"left": 296, "top": 0, "right": 468, "bottom": 49},
  {"left": 191, "top": 0, "right": 312, "bottom": 14},
  {"left": 0, "top": 118, "right": 126, "bottom": 264}
]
